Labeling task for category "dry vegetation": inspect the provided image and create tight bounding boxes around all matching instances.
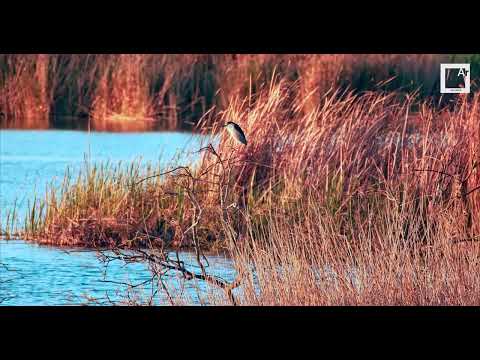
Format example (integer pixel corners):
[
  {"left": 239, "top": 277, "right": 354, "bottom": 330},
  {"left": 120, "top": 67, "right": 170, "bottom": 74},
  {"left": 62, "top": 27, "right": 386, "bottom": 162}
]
[{"left": 3, "top": 54, "right": 480, "bottom": 305}]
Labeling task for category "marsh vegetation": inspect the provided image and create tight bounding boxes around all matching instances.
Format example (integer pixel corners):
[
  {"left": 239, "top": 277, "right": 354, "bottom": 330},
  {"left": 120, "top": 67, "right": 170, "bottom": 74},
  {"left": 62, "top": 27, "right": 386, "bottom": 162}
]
[{"left": 2, "top": 54, "right": 480, "bottom": 305}]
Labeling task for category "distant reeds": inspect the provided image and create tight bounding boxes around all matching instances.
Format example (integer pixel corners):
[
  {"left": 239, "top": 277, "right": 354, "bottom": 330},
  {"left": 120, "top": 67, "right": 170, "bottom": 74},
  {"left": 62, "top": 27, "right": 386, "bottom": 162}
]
[
  {"left": 2, "top": 54, "right": 476, "bottom": 131},
  {"left": 0, "top": 54, "right": 51, "bottom": 128}
]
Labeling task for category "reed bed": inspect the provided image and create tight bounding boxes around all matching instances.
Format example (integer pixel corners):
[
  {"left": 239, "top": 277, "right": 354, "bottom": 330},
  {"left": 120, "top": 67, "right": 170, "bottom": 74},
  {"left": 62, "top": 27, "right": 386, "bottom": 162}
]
[
  {"left": 2, "top": 54, "right": 477, "bottom": 131},
  {"left": 223, "top": 191, "right": 480, "bottom": 305},
  {"left": 4, "top": 67, "right": 480, "bottom": 304},
  {"left": 205, "top": 80, "right": 480, "bottom": 305}
]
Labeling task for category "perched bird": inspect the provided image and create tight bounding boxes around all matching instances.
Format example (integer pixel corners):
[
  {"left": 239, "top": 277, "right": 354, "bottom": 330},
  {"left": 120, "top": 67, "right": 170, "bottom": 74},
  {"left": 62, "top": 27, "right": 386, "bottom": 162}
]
[{"left": 224, "top": 121, "right": 247, "bottom": 145}]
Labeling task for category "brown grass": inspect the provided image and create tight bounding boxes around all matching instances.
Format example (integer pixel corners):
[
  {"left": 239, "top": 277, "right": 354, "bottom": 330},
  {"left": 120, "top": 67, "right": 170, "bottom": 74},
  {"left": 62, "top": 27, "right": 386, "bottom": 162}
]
[
  {"left": 200, "top": 80, "right": 480, "bottom": 305},
  {"left": 224, "top": 193, "right": 480, "bottom": 305}
]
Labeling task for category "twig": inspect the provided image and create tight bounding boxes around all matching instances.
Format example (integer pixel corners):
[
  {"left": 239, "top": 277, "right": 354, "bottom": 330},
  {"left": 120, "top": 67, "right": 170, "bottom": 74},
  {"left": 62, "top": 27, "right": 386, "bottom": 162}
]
[
  {"left": 462, "top": 184, "right": 480, "bottom": 198},
  {"left": 413, "top": 168, "right": 455, "bottom": 178},
  {"left": 135, "top": 166, "right": 191, "bottom": 185}
]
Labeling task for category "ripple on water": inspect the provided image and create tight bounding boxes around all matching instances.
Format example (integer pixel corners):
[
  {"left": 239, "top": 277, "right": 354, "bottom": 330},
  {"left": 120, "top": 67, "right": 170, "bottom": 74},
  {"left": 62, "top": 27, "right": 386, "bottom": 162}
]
[{"left": 0, "top": 239, "right": 236, "bottom": 305}]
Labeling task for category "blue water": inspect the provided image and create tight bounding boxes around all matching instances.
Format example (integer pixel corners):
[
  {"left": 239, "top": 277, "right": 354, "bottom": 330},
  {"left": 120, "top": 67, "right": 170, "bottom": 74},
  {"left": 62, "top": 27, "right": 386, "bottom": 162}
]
[
  {"left": 0, "top": 130, "right": 235, "bottom": 305},
  {"left": 0, "top": 239, "right": 236, "bottom": 305}
]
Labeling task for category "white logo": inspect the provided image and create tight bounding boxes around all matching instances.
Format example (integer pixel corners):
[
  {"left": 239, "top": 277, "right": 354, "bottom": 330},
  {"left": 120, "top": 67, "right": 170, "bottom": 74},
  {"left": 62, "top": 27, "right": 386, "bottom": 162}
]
[{"left": 440, "top": 63, "right": 470, "bottom": 94}]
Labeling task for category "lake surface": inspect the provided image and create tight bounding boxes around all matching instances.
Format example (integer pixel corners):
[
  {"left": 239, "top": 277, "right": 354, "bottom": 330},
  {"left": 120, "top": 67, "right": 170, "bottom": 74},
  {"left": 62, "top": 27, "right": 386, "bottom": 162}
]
[{"left": 0, "top": 130, "right": 236, "bottom": 305}]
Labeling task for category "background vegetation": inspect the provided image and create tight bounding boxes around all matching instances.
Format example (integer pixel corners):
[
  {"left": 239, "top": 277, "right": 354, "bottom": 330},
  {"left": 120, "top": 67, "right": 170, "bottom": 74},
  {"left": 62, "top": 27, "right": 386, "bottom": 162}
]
[{"left": 2, "top": 54, "right": 478, "bottom": 131}]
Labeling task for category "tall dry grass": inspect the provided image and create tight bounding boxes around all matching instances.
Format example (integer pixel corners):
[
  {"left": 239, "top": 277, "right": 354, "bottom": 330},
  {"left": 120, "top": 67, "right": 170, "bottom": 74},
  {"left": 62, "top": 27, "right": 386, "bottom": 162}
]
[
  {"left": 196, "top": 78, "right": 479, "bottom": 305},
  {"left": 197, "top": 79, "right": 480, "bottom": 305},
  {"left": 223, "top": 192, "right": 480, "bottom": 305}
]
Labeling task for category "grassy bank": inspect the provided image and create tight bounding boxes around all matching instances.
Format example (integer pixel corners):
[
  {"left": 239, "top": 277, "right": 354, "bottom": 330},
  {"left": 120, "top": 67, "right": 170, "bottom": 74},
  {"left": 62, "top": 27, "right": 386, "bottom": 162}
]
[
  {"left": 5, "top": 70, "right": 480, "bottom": 304},
  {"left": 2, "top": 54, "right": 478, "bottom": 131}
]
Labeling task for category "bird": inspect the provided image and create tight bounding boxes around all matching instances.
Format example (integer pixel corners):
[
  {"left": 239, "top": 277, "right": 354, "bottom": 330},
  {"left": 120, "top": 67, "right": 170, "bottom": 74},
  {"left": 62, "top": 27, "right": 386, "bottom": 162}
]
[{"left": 224, "top": 121, "right": 247, "bottom": 145}]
